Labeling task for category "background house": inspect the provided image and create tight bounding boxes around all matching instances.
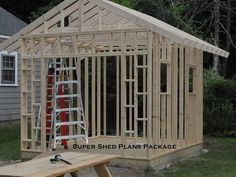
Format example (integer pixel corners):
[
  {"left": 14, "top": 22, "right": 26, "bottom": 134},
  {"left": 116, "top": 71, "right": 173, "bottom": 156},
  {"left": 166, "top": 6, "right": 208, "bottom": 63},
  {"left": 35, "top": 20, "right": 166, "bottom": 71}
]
[{"left": 0, "top": 7, "right": 27, "bottom": 121}]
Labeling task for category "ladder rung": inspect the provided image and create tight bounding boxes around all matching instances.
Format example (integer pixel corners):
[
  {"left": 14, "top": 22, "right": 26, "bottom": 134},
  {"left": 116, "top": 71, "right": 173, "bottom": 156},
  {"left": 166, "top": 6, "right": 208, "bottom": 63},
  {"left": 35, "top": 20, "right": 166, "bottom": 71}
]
[
  {"left": 136, "top": 92, "right": 148, "bottom": 95},
  {"left": 23, "top": 139, "right": 32, "bottom": 142},
  {"left": 22, "top": 114, "right": 31, "bottom": 117},
  {"left": 136, "top": 65, "right": 148, "bottom": 69},
  {"left": 33, "top": 103, "right": 41, "bottom": 106},
  {"left": 125, "top": 105, "right": 135, "bottom": 108},
  {"left": 55, "top": 121, "right": 84, "bottom": 126},
  {"left": 136, "top": 118, "right": 148, "bottom": 121},
  {"left": 55, "top": 107, "right": 82, "bottom": 112},
  {"left": 55, "top": 135, "right": 86, "bottom": 140},
  {"left": 33, "top": 79, "right": 41, "bottom": 82},
  {"left": 55, "top": 94, "right": 80, "bottom": 99},
  {"left": 22, "top": 90, "right": 31, "bottom": 93},
  {"left": 55, "top": 81, "right": 78, "bottom": 85},
  {"left": 33, "top": 127, "right": 41, "bottom": 130},
  {"left": 125, "top": 130, "right": 135, "bottom": 134},
  {"left": 125, "top": 79, "right": 135, "bottom": 82},
  {"left": 55, "top": 67, "right": 77, "bottom": 71}
]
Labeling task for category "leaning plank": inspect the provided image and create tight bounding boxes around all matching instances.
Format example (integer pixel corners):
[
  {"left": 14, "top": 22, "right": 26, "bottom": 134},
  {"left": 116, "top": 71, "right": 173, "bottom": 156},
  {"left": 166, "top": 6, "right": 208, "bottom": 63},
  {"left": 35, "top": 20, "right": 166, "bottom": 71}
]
[
  {"left": 94, "top": 164, "right": 112, "bottom": 177},
  {"left": 40, "top": 38, "right": 47, "bottom": 151}
]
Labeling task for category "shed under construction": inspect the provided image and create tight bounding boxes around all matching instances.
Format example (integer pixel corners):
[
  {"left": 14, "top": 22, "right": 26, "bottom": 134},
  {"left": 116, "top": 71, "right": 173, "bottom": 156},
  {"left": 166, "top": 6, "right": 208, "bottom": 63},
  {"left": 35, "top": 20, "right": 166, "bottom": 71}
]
[{"left": 0, "top": 0, "right": 229, "bottom": 167}]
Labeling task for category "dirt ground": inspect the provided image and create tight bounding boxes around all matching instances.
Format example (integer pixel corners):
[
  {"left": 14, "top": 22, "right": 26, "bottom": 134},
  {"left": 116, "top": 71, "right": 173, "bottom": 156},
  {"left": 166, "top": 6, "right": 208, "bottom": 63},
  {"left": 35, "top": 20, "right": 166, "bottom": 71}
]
[{"left": 77, "top": 166, "right": 145, "bottom": 177}]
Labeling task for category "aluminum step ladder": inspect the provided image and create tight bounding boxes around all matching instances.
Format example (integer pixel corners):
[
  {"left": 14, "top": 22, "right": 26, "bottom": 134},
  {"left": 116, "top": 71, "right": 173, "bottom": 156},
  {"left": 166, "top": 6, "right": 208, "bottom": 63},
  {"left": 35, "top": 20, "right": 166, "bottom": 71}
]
[{"left": 48, "top": 58, "right": 88, "bottom": 150}]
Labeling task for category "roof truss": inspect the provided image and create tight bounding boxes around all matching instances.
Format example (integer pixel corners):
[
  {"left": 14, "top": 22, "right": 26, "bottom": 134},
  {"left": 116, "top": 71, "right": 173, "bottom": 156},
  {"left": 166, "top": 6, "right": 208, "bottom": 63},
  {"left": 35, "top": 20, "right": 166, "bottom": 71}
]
[{"left": 0, "top": 0, "right": 229, "bottom": 57}]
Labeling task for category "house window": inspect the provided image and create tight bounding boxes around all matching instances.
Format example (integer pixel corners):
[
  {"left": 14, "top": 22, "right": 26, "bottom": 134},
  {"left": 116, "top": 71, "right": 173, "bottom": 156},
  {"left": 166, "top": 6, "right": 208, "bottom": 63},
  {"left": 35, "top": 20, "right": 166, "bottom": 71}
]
[{"left": 0, "top": 51, "right": 18, "bottom": 86}]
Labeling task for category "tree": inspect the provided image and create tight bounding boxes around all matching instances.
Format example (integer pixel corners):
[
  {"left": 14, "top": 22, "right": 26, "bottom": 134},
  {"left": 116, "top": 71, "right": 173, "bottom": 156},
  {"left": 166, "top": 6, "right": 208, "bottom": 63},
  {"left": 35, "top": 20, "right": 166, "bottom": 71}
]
[
  {"left": 213, "top": 0, "right": 220, "bottom": 72},
  {"left": 111, "top": 0, "right": 134, "bottom": 8},
  {"left": 29, "top": 0, "right": 63, "bottom": 22}
]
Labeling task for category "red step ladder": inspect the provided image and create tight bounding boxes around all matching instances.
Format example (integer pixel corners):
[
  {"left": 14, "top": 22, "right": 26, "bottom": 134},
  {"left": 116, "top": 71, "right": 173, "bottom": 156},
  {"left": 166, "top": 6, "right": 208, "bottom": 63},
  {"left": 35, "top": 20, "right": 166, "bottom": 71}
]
[{"left": 46, "top": 67, "right": 67, "bottom": 149}]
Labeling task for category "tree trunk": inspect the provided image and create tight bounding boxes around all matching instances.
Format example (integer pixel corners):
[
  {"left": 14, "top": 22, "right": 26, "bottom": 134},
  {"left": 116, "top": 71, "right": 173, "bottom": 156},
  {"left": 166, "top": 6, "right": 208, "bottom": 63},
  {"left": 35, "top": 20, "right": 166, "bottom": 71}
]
[
  {"left": 223, "top": 0, "right": 231, "bottom": 76},
  {"left": 213, "top": 0, "right": 220, "bottom": 73},
  {"left": 226, "top": 0, "right": 231, "bottom": 51}
]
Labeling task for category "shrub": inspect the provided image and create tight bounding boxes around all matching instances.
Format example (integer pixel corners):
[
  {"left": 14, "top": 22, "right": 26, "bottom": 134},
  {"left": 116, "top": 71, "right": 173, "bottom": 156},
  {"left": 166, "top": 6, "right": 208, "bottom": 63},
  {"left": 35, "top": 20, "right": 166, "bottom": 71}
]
[{"left": 203, "top": 69, "right": 236, "bottom": 136}]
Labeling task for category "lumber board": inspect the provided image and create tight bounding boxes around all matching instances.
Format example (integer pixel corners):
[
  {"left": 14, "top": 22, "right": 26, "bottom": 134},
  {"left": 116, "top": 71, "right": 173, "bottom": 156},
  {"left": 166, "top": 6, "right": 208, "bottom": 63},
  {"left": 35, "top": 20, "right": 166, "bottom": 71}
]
[
  {"left": 0, "top": 152, "right": 117, "bottom": 177},
  {"left": 152, "top": 33, "right": 160, "bottom": 146},
  {"left": 40, "top": 44, "right": 47, "bottom": 151},
  {"left": 0, "top": 0, "right": 229, "bottom": 57},
  {"left": 196, "top": 49, "right": 203, "bottom": 143},
  {"left": 0, "top": 0, "right": 78, "bottom": 51},
  {"left": 120, "top": 32, "right": 126, "bottom": 156},
  {"left": 92, "top": 56, "right": 96, "bottom": 137},
  {"left": 171, "top": 43, "right": 178, "bottom": 144},
  {"left": 21, "top": 39, "right": 29, "bottom": 150},
  {"left": 94, "top": 163, "right": 112, "bottom": 177},
  {"left": 129, "top": 55, "right": 133, "bottom": 137},
  {"left": 143, "top": 54, "right": 147, "bottom": 138},
  {"left": 85, "top": 57, "right": 89, "bottom": 134},
  {"left": 166, "top": 40, "right": 172, "bottom": 142},
  {"left": 116, "top": 56, "right": 120, "bottom": 136},
  {"left": 184, "top": 46, "right": 190, "bottom": 146},
  {"left": 178, "top": 45, "right": 184, "bottom": 147},
  {"left": 147, "top": 31, "right": 153, "bottom": 157},
  {"left": 103, "top": 57, "right": 107, "bottom": 136},
  {"left": 31, "top": 39, "right": 36, "bottom": 149},
  {"left": 97, "top": 56, "right": 101, "bottom": 136}
]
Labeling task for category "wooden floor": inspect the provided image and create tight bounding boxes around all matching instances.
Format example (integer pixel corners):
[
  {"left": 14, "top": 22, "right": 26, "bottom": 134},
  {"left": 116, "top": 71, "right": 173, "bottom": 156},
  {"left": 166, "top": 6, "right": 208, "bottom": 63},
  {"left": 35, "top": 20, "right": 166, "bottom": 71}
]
[
  {"left": 58, "top": 136, "right": 149, "bottom": 158},
  {"left": 55, "top": 136, "right": 172, "bottom": 160},
  {"left": 55, "top": 136, "right": 203, "bottom": 166}
]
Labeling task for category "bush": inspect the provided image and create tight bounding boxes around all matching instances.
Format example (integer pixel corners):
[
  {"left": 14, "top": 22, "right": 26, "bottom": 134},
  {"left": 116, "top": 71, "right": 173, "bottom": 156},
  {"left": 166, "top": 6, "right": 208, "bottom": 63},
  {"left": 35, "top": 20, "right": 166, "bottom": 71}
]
[{"left": 203, "top": 69, "right": 236, "bottom": 136}]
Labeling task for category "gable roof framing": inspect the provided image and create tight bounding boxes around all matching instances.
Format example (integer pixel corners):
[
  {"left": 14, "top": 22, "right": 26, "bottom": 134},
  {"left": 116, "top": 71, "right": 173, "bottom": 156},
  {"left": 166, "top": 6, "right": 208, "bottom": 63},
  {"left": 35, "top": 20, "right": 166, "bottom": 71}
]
[{"left": 0, "top": 0, "right": 229, "bottom": 58}]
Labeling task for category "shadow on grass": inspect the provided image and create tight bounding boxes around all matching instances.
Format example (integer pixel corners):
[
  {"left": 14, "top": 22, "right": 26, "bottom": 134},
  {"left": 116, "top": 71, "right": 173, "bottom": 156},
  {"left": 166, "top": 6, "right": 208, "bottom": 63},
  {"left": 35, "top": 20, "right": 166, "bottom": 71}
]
[{"left": 0, "top": 121, "right": 21, "bottom": 161}]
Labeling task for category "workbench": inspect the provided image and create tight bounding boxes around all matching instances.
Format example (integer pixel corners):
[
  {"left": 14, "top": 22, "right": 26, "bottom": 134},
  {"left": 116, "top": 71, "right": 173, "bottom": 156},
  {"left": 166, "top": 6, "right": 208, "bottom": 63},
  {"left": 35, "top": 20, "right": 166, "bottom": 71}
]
[{"left": 0, "top": 152, "right": 117, "bottom": 177}]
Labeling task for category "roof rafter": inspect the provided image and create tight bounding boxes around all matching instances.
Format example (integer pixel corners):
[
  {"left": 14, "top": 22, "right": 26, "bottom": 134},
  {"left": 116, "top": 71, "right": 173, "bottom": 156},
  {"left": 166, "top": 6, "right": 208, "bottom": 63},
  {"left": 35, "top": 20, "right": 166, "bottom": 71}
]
[{"left": 0, "top": 0, "right": 229, "bottom": 57}]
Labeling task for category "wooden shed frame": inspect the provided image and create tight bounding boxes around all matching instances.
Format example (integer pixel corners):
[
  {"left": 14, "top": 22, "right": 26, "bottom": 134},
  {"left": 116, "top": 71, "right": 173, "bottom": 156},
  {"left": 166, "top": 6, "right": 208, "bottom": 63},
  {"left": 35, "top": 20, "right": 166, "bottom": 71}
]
[{"left": 0, "top": 0, "right": 229, "bottom": 167}]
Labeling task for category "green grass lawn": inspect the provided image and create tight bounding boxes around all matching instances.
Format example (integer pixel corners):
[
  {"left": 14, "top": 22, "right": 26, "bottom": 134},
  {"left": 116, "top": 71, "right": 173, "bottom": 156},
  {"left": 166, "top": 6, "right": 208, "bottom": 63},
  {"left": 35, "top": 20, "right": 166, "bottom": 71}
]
[
  {"left": 146, "top": 138, "right": 236, "bottom": 177},
  {"left": 0, "top": 121, "right": 21, "bottom": 161}
]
